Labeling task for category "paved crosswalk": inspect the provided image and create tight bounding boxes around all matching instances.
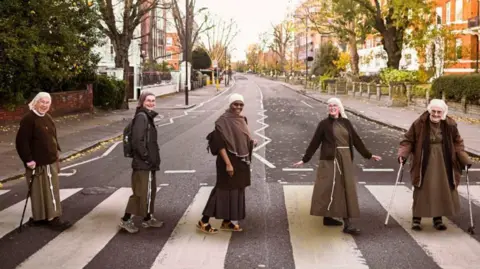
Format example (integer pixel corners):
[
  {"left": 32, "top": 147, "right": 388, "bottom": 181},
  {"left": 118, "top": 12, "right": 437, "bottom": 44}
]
[{"left": 1, "top": 184, "right": 480, "bottom": 269}]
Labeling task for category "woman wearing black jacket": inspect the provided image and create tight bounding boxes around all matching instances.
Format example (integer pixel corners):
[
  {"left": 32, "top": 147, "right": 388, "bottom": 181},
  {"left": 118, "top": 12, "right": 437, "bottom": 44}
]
[{"left": 119, "top": 91, "right": 163, "bottom": 233}]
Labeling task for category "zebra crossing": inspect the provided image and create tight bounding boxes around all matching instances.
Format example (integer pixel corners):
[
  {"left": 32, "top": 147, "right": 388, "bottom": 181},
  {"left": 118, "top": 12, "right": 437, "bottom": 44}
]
[{"left": 1, "top": 184, "right": 480, "bottom": 268}]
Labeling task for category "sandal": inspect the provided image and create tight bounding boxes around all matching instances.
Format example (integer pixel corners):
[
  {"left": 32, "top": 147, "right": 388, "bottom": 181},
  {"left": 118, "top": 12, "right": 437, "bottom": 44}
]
[
  {"left": 220, "top": 221, "right": 243, "bottom": 232},
  {"left": 411, "top": 222, "right": 423, "bottom": 231},
  {"left": 196, "top": 221, "right": 219, "bottom": 234},
  {"left": 433, "top": 220, "right": 447, "bottom": 231}
]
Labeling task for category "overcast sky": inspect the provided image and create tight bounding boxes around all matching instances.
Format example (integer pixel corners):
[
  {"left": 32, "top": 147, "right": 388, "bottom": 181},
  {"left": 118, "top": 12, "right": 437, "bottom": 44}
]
[{"left": 195, "top": 0, "right": 300, "bottom": 62}]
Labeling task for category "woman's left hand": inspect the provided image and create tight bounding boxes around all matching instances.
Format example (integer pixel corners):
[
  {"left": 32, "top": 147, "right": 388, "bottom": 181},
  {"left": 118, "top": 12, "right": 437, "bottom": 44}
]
[
  {"left": 371, "top": 155, "right": 382, "bottom": 161},
  {"left": 253, "top": 139, "right": 258, "bottom": 147}
]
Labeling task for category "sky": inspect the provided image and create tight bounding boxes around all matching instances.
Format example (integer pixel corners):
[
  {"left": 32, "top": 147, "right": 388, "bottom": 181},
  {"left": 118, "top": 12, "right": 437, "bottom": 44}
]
[{"left": 195, "top": 0, "right": 301, "bottom": 62}]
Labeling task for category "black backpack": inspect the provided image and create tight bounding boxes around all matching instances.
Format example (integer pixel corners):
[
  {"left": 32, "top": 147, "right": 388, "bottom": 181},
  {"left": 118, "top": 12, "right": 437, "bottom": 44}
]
[
  {"left": 123, "top": 112, "right": 149, "bottom": 158},
  {"left": 206, "top": 130, "right": 218, "bottom": 156}
]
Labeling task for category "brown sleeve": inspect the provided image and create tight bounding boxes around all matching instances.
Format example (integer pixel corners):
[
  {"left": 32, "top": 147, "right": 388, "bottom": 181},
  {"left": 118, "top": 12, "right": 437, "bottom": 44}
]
[
  {"left": 15, "top": 114, "right": 34, "bottom": 164},
  {"left": 302, "top": 121, "right": 324, "bottom": 163},
  {"left": 347, "top": 120, "right": 372, "bottom": 159},
  {"left": 452, "top": 124, "right": 471, "bottom": 166},
  {"left": 398, "top": 122, "right": 416, "bottom": 159}
]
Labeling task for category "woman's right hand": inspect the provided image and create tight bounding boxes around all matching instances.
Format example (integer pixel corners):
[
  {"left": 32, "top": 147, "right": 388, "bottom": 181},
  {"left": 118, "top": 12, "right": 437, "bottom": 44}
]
[
  {"left": 26, "top": 161, "right": 36, "bottom": 170},
  {"left": 293, "top": 161, "right": 304, "bottom": 167},
  {"left": 226, "top": 164, "right": 234, "bottom": 177}
]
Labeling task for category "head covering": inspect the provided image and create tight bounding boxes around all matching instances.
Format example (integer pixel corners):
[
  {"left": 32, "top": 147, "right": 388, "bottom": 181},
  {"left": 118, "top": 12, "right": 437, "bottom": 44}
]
[
  {"left": 228, "top": 93, "right": 244, "bottom": 105},
  {"left": 327, "top": 97, "right": 347, "bottom": 119},
  {"left": 215, "top": 111, "right": 252, "bottom": 157},
  {"left": 427, "top": 99, "right": 448, "bottom": 120},
  {"left": 28, "top": 92, "right": 51, "bottom": 111},
  {"left": 137, "top": 91, "right": 155, "bottom": 108}
]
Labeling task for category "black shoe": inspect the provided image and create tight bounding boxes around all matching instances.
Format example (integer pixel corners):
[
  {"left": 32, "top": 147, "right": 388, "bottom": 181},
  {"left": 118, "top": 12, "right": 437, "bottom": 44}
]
[
  {"left": 411, "top": 222, "right": 423, "bottom": 231},
  {"left": 433, "top": 220, "right": 447, "bottom": 231},
  {"left": 323, "top": 217, "right": 343, "bottom": 226},
  {"left": 343, "top": 225, "right": 360, "bottom": 235},
  {"left": 26, "top": 217, "right": 48, "bottom": 227},
  {"left": 47, "top": 217, "right": 72, "bottom": 231}
]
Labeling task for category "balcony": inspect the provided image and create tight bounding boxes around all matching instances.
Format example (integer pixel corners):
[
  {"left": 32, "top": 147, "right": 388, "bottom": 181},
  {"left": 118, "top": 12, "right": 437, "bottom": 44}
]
[{"left": 468, "top": 16, "right": 480, "bottom": 28}]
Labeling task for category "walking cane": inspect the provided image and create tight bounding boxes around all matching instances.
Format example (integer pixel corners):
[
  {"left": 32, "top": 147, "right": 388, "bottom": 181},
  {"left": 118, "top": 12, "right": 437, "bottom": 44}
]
[
  {"left": 385, "top": 161, "right": 405, "bottom": 226},
  {"left": 19, "top": 168, "right": 35, "bottom": 232},
  {"left": 465, "top": 165, "right": 475, "bottom": 235}
]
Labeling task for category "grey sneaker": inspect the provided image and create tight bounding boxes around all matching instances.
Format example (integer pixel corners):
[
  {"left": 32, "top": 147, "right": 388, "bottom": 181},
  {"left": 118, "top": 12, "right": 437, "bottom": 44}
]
[
  {"left": 119, "top": 219, "right": 139, "bottom": 233},
  {"left": 142, "top": 217, "right": 164, "bottom": 228}
]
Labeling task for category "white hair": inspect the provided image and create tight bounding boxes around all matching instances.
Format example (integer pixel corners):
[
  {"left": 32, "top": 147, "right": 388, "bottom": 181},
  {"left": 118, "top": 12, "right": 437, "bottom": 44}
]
[
  {"left": 327, "top": 97, "right": 347, "bottom": 119},
  {"left": 427, "top": 99, "right": 448, "bottom": 120},
  {"left": 28, "top": 92, "right": 51, "bottom": 110}
]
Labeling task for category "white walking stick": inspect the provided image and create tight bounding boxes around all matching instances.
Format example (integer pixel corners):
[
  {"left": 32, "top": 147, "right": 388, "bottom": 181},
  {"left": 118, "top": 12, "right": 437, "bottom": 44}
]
[
  {"left": 466, "top": 165, "right": 475, "bottom": 235},
  {"left": 385, "top": 162, "right": 405, "bottom": 226}
]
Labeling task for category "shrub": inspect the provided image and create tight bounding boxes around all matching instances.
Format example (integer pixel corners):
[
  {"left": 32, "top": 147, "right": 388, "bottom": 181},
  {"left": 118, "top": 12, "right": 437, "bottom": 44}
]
[
  {"left": 379, "top": 68, "right": 419, "bottom": 84},
  {"left": 93, "top": 75, "right": 125, "bottom": 109},
  {"left": 431, "top": 74, "right": 480, "bottom": 103},
  {"left": 411, "top": 84, "right": 433, "bottom": 98}
]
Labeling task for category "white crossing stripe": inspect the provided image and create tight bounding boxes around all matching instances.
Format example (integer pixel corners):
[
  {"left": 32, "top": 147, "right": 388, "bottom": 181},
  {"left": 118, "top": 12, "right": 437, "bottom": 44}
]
[
  {"left": 0, "top": 190, "right": 10, "bottom": 196},
  {"left": 458, "top": 185, "right": 480, "bottom": 207},
  {"left": 151, "top": 187, "right": 231, "bottom": 269},
  {"left": 0, "top": 188, "right": 81, "bottom": 239},
  {"left": 164, "top": 170, "right": 196, "bottom": 174},
  {"left": 283, "top": 186, "right": 369, "bottom": 269},
  {"left": 366, "top": 185, "right": 480, "bottom": 269},
  {"left": 282, "top": 168, "right": 314, "bottom": 172},
  {"left": 16, "top": 188, "right": 139, "bottom": 269},
  {"left": 362, "top": 168, "right": 394, "bottom": 172}
]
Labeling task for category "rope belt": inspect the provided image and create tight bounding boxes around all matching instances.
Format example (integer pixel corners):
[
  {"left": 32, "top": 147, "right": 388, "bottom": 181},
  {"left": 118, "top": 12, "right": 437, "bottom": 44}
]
[
  {"left": 46, "top": 165, "right": 57, "bottom": 212},
  {"left": 327, "top": 146, "right": 349, "bottom": 211}
]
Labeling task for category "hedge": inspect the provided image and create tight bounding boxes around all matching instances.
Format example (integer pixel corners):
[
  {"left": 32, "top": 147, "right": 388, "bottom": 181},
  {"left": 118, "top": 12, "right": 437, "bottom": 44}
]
[
  {"left": 93, "top": 75, "right": 126, "bottom": 109},
  {"left": 431, "top": 74, "right": 480, "bottom": 103}
]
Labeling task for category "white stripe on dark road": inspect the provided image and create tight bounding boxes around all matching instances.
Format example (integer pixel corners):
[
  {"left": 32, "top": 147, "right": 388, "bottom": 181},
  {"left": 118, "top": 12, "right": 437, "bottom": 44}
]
[
  {"left": 301, "top": 100, "right": 313, "bottom": 108},
  {"left": 283, "top": 185, "right": 369, "bottom": 269},
  {"left": 282, "top": 168, "right": 314, "bottom": 172},
  {"left": 150, "top": 187, "right": 231, "bottom": 269},
  {"left": 468, "top": 168, "right": 480, "bottom": 172},
  {"left": 0, "top": 189, "right": 81, "bottom": 240},
  {"left": 366, "top": 185, "right": 480, "bottom": 269},
  {"left": 16, "top": 188, "right": 150, "bottom": 269},
  {"left": 457, "top": 186, "right": 480, "bottom": 207},
  {"left": 0, "top": 190, "right": 10, "bottom": 196},
  {"left": 362, "top": 168, "right": 394, "bottom": 172},
  {"left": 164, "top": 170, "right": 196, "bottom": 174},
  {"left": 253, "top": 152, "right": 276, "bottom": 168}
]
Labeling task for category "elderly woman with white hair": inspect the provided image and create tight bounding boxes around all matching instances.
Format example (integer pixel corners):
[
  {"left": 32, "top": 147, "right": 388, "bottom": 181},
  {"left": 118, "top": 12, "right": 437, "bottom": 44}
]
[
  {"left": 15, "top": 92, "right": 72, "bottom": 230},
  {"left": 398, "top": 98, "right": 472, "bottom": 231},
  {"left": 294, "top": 97, "right": 381, "bottom": 234},
  {"left": 197, "top": 93, "right": 256, "bottom": 234}
]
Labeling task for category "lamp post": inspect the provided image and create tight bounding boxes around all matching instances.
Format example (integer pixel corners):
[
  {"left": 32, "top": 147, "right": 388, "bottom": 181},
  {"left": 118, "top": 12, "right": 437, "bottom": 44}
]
[
  {"left": 184, "top": 0, "right": 189, "bottom": 105},
  {"left": 140, "top": 50, "right": 146, "bottom": 93},
  {"left": 477, "top": 0, "right": 479, "bottom": 73}
]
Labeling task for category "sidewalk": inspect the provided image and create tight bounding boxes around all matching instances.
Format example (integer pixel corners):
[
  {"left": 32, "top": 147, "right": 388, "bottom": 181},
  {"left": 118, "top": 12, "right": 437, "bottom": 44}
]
[
  {"left": 279, "top": 81, "right": 480, "bottom": 157},
  {"left": 0, "top": 84, "right": 230, "bottom": 183}
]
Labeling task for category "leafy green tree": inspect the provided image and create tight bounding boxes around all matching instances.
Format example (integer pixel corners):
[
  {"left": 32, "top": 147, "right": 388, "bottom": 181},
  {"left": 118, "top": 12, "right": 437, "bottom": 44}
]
[
  {"left": 312, "top": 42, "right": 340, "bottom": 76},
  {"left": 192, "top": 47, "right": 212, "bottom": 69},
  {"left": 0, "top": 0, "right": 101, "bottom": 107}
]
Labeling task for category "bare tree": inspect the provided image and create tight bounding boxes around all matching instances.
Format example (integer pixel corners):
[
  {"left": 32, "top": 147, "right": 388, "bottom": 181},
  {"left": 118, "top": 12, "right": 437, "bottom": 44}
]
[
  {"left": 270, "top": 21, "right": 294, "bottom": 72},
  {"left": 96, "top": 0, "right": 169, "bottom": 108},
  {"left": 200, "top": 14, "right": 239, "bottom": 68},
  {"left": 168, "top": 0, "right": 210, "bottom": 63}
]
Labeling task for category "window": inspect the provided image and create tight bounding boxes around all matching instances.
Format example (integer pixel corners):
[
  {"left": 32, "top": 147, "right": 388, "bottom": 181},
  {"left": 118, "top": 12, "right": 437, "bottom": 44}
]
[
  {"left": 456, "top": 38, "right": 462, "bottom": 59},
  {"left": 405, "top": 54, "right": 412, "bottom": 66},
  {"left": 165, "top": 53, "right": 172, "bottom": 60},
  {"left": 455, "top": 0, "right": 462, "bottom": 21},
  {"left": 436, "top": 7, "right": 442, "bottom": 24},
  {"left": 166, "top": 37, "right": 173, "bottom": 46},
  {"left": 446, "top": 2, "right": 451, "bottom": 24}
]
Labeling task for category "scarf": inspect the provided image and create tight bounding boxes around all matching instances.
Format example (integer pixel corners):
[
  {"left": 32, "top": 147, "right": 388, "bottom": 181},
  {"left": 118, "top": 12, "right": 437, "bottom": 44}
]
[{"left": 215, "top": 110, "right": 252, "bottom": 157}]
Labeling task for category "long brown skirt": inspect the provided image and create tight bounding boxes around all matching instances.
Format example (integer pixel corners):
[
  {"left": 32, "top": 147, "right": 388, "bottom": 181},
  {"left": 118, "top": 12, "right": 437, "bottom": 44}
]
[
  {"left": 25, "top": 164, "right": 62, "bottom": 221},
  {"left": 412, "top": 144, "right": 460, "bottom": 217},
  {"left": 202, "top": 187, "right": 246, "bottom": 221}
]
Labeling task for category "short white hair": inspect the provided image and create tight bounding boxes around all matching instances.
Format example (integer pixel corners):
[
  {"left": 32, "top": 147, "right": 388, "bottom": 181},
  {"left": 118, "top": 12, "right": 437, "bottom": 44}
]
[
  {"left": 28, "top": 92, "right": 52, "bottom": 110},
  {"left": 228, "top": 93, "right": 244, "bottom": 105},
  {"left": 427, "top": 99, "right": 448, "bottom": 120},
  {"left": 327, "top": 97, "right": 347, "bottom": 119}
]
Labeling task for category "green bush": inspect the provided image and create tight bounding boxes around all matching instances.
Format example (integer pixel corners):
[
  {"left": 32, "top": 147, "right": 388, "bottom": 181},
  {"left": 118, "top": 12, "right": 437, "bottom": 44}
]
[
  {"left": 411, "top": 84, "right": 433, "bottom": 98},
  {"left": 379, "top": 68, "right": 419, "bottom": 84},
  {"left": 93, "top": 75, "right": 125, "bottom": 109},
  {"left": 431, "top": 74, "right": 480, "bottom": 103}
]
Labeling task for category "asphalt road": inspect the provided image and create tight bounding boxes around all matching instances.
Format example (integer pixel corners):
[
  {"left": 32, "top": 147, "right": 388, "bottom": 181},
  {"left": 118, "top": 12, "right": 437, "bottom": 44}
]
[{"left": 1, "top": 75, "right": 480, "bottom": 269}]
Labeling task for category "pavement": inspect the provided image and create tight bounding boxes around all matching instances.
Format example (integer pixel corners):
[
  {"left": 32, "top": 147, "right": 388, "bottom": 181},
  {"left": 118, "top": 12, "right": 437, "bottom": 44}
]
[
  {"left": 0, "top": 83, "right": 231, "bottom": 183},
  {"left": 273, "top": 79, "right": 480, "bottom": 157},
  {"left": 1, "top": 74, "right": 480, "bottom": 269}
]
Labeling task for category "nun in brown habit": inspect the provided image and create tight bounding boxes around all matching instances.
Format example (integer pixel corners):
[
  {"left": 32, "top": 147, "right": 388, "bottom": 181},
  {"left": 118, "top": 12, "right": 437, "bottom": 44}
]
[
  {"left": 398, "top": 99, "right": 472, "bottom": 231},
  {"left": 294, "top": 98, "right": 382, "bottom": 234},
  {"left": 197, "top": 93, "right": 256, "bottom": 234},
  {"left": 15, "top": 92, "right": 72, "bottom": 230}
]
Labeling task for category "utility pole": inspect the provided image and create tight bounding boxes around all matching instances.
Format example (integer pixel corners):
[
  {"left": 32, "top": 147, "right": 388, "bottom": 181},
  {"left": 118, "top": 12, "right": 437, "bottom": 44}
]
[
  {"left": 184, "top": 0, "right": 189, "bottom": 105},
  {"left": 305, "top": 18, "right": 308, "bottom": 86},
  {"left": 225, "top": 46, "right": 228, "bottom": 86},
  {"left": 477, "top": 0, "right": 479, "bottom": 73}
]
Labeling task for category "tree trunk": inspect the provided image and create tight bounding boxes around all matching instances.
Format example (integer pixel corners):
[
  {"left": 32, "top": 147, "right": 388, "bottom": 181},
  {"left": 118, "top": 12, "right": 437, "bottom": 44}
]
[
  {"left": 381, "top": 29, "right": 402, "bottom": 69},
  {"left": 349, "top": 34, "right": 359, "bottom": 75}
]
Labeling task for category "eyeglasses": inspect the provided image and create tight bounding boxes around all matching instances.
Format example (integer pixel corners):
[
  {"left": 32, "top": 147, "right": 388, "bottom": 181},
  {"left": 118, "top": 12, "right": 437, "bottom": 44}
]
[{"left": 232, "top": 103, "right": 244, "bottom": 107}]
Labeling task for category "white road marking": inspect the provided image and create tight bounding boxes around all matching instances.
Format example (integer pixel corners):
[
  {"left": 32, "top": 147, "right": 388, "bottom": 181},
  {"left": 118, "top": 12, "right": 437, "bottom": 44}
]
[
  {"left": 457, "top": 185, "right": 480, "bottom": 207},
  {"left": 468, "top": 168, "right": 480, "bottom": 172},
  {"left": 199, "top": 183, "right": 208, "bottom": 186},
  {"left": 16, "top": 188, "right": 151, "bottom": 269},
  {"left": 0, "top": 190, "right": 10, "bottom": 196},
  {"left": 282, "top": 168, "right": 314, "bottom": 172},
  {"left": 253, "top": 152, "right": 276, "bottom": 168},
  {"left": 61, "top": 141, "right": 121, "bottom": 171},
  {"left": 366, "top": 185, "right": 480, "bottom": 269},
  {"left": 58, "top": 169, "right": 77, "bottom": 177},
  {"left": 301, "top": 100, "right": 313, "bottom": 108},
  {"left": 159, "top": 183, "right": 169, "bottom": 187},
  {"left": 164, "top": 170, "right": 196, "bottom": 174},
  {"left": 358, "top": 182, "right": 366, "bottom": 184},
  {"left": 0, "top": 188, "right": 81, "bottom": 239},
  {"left": 284, "top": 185, "right": 369, "bottom": 269},
  {"left": 150, "top": 187, "right": 231, "bottom": 269},
  {"left": 362, "top": 168, "right": 394, "bottom": 172}
]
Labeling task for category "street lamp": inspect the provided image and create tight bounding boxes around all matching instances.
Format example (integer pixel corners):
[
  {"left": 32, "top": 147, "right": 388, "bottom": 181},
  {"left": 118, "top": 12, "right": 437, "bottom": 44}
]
[{"left": 184, "top": 0, "right": 189, "bottom": 105}]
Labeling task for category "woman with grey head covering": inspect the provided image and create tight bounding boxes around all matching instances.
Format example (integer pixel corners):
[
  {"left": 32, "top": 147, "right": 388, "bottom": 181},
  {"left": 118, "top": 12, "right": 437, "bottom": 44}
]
[
  {"left": 398, "top": 99, "right": 472, "bottom": 231},
  {"left": 197, "top": 93, "right": 257, "bottom": 234},
  {"left": 15, "top": 92, "right": 72, "bottom": 230},
  {"left": 119, "top": 91, "right": 163, "bottom": 233},
  {"left": 293, "top": 97, "right": 381, "bottom": 235}
]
